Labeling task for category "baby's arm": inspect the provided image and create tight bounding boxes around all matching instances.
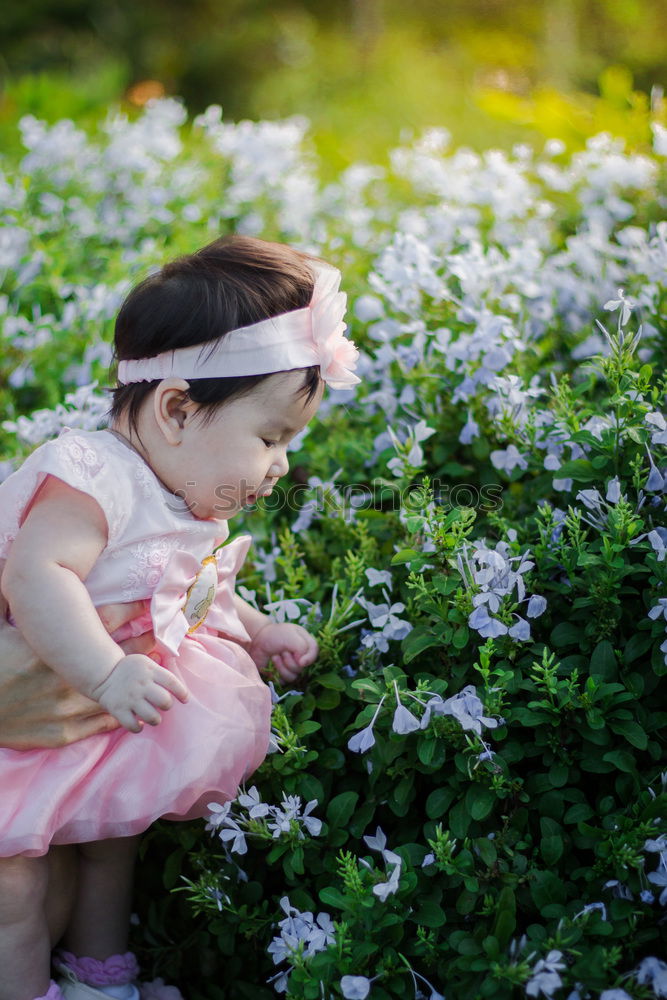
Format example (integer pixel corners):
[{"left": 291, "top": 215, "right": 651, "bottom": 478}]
[
  {"left": 1, "top": 477, "right": 187, "bottom": 731},
  {"left": 233, "top": 593, "right": 318, "bottom": 682}
]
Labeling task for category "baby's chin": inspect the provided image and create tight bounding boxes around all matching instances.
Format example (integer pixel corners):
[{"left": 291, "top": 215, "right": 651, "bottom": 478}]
[{"left": 191, "top": 502, "right": 239, "bottom": 521}]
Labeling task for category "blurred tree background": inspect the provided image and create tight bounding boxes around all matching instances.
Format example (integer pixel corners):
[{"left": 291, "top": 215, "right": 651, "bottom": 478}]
[{"left": 1, "top": 0, "right": 666, "bottom": 164}]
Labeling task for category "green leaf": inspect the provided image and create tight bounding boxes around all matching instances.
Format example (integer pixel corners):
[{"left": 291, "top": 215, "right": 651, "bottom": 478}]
[
  {"left": 351, "top": 678, "right": 383, "bottom": 700},
  {"left": 449, "top": 800, "right": 472, "bottom": 838},
  {"left": 483, "top": 935, "right": 501, "bottom": 959},
  {"left": 548, "top": 762, "right": 568, "bottom": 787},
  {"left": 414, "top": 900, "right": 446, "bottom": 927},
  {"left": 623, "top": 632, "right": 653, "bottom": 665},
  {"left": 391, "top": 548, "right": 419, "bottom": 564},
  {"left": 602, "top": 749, "right": 636, "bottom": 773},
  {"left": 402, "top": 626, "right": 442, "bottom": 663},
  {"left": 418, "top": 739, "right": 446, "bottom": 768},
  {"left": 556, "top": 459, "right": 595, "bottom": 482},
  {"left": 295, "top": 720, "right": 322, "bottom": 736},
  {"left": 541, "top": 835, "right": 564, "bottom": 866},
  {"left": 590, "top": 640, "right": 617, "bottom": 679},
  {"left": 476, "top": 837, "right": 497, "bottom": 867},
  {"left": 426, "top": 786, "right": 456, "bottom": 819},
  {"left": 318, "top": 887, "right": 349, "bottom": 911},
  {"left": 456, "top": 889, "right": 482, "bottom": 916},
  {"left": 393, "top": 775, "right": 414, "bottom": 809},
  {"left": 452, "top": 625, "right": 470, "bottom": 650},
  {"left": 530, "top": 871, "right": 566, "bottom": 909},
  {"left": 315, "top": 689, "right": 340, "bottom": 710},
  {"left": 466, "top": 784, "right": 495, "bottom": 821},
  {"left": 315, "top": 672, "right": 347, "bottom": 691},
  {"left": 325, "top": 791, "right": 359, "bottom": 829},
  {"left": 291, "top": 846, "right": 304, "bottom": 874},
  {"left": 492, "top": 887, "right": 516, "bottom": 948},
  {"left": 550, "top": 622, "right": 582, "bottom": 647},
  {"left": 318, "top": 748, "right": 346, "bottom": 770},
  {"left": 162, "top": 848, "right": 185, "bottom": 890},
  {"left": 563, "top": 803, "right": 594, "bottom": 824},
  {"left": 609, "top": 718, "right": 648, "bottom": 749}
]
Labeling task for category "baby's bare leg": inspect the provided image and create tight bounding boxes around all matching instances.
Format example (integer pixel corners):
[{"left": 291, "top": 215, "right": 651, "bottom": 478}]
[
  {"left": 61, "top": 836, "right": 140, "bottom": 960},
  {"left": 0, "top": 854, "right": 51, "bottom": 1000},
  {"left": 46, "top": 846, "right": 78, "bottom": 946}
]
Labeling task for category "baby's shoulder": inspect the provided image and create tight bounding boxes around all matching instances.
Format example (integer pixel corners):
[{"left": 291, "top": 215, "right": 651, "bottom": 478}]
[{"left": 26, "top": 429, "right": 140, "bottom": 541}]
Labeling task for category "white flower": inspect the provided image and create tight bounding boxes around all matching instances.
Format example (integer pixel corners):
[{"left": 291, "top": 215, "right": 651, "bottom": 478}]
[
  {"left": 365, "top": 567, "right": 393, "bottom": 587},
  {"left": 218, "top": 820, "right": 247, "bottom": 855},
  {"left": 648, "top": 529, "right": 667, "bottom": 560},
  {"left": 347, "top": 696, "right": 386, "bottom": 754},
  {"left": 525, "top": 950, "right": 566, "bottom": 998},
  {"left": 372, "top": 862, "right": 401, "bottom": 901},
  {"left": 237, "top": 786, "right": 270, "bottom": 819},
  {"left": 392, "top": 703, "right": 422, "bottom": 734},
  {"left": 340, "top": 976, "right": 371, "bottom": 999},
  {"left": 347, "top": 725, "right": 377, "bottom": 754},
  {"left": 468, "top": 605, "right": 509, "bottom": 638},
  {"left": 527, "top": 595, "right": 547, "bottom": 617},
  {"left": 441, "top": 686, "right": 499, "bottom": 736},
  {"left": 606, "top": 476, "right": 621, "bottom": 503},
  {"left": 636, "top": 956, "right": 667, "bottom": 996},
  {"left": 459, "top": 412, "right": 480, "bottom": 444},
  {"left": 652, "top": 122, "right": 667, "bottom": 156},
  {"left": 302, "top": 800, "right": 323, "bottom": 837},
  {"left": 508, "top": 615, "right": 531, "bottom": 641},
  {"left": 205, "top": 801, "right": 233, "bottom": 830},
  {"left": 363, "top": 827, "right": 388, "bottom": 853},
  {"left": 490, "top": 444, "right": 528, "bottom": 473},
  {"left": 574, "top": 901, "right": 607, "bottom": 921},
  {"left": 392, "top": 681, "right": 421, "bottom": 734},
  {"left": 604, "top": 288, "right": 633, "bottom": 326}
]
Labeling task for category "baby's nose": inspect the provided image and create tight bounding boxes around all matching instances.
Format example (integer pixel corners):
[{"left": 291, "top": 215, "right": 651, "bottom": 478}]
[{"left": 270, "top": 448, "right": 289, "bottom": 478}]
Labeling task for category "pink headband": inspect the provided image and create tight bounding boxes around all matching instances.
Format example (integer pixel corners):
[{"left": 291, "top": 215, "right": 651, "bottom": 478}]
[{"left": 116, "top": 264, "right": 360, "bottom": 391}]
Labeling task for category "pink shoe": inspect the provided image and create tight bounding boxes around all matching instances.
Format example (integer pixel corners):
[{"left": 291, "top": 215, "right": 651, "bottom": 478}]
[{"left": 34, "top": 984, "right": 65, "bottom": 1000}]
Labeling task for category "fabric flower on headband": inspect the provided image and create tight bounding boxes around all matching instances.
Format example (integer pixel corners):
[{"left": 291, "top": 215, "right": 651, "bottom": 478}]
[
  {"left": 309, "top": 266, "right": 360, "bottom": 390},
  {"left": 116, "top": 263, "right": 361, "bottom": 391}
]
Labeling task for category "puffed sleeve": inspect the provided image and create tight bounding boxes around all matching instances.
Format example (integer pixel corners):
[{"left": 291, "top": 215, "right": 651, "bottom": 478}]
[{"left": 0, "top": 430, "right": 131, "bottom": 559}]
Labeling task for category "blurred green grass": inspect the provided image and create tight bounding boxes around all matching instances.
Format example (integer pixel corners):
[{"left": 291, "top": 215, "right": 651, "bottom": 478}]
[{"left": 1, "top": 2, "right": 664, "bottom": 168}]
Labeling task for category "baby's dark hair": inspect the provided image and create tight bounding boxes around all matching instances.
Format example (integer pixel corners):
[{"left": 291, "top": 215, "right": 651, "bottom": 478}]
[{"left": 109, "top": 234, "right": 322, "bottom": 432}]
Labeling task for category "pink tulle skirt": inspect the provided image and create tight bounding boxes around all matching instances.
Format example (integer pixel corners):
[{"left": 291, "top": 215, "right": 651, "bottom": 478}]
[{"left": 0, "top": 629, "right": 271, "bottom": 857}]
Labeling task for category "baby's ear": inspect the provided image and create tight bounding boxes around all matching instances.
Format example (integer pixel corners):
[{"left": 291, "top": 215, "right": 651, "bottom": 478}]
[{"left": 154, "top": 378, "right": 196, "bottom": 441}]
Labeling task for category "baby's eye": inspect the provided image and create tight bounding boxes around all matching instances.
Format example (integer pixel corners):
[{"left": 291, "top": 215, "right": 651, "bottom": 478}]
[{"left": 262, "top": 438, "right": 277, "bottom": 448}]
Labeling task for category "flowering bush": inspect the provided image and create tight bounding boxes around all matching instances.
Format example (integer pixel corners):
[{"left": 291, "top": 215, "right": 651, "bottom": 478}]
[{"left": 2, "top": 98, "right": 667, "bottom": 999}]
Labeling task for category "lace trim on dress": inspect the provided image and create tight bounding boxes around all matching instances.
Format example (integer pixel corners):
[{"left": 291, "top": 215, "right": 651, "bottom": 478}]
[{"left": 54, "top": 949, "right": 140, "bottom": 985}]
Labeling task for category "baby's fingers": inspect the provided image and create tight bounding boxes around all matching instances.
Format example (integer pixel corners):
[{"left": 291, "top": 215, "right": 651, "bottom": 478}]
[
  {"left": 114, "top": 707, "right": 143, "bottom": 734},
  {"left": 151, "top": 664, "right": 189, "bottom": 703},
  {"left": 275, "top": 651, "right": 301, "bottom": 683},
  {"left": 132, "top": 699, "right": 162, "bottom": 727},
  {"left": 273, "top": 654, "right": 298, "bottom": 682},
  {"left": 298, "top": 635, "right": 319, "bottom": 667}
]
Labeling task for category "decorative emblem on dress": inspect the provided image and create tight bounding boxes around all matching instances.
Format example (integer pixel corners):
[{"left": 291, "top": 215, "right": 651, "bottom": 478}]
[{"left": 183, "top": 555, "right": 218, "bottom": 632}]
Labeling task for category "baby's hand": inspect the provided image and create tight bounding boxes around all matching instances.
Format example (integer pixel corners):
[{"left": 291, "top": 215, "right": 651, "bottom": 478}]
[
  {"left": 249, "top": 623, "right": 318, "bottom": 682},
  {"left": 91, "top": 654, "right": 189, "bottom": 733}
]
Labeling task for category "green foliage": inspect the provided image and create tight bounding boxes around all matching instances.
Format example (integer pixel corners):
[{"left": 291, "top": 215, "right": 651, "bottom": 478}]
[{"left": 2, "top": 96, "right": 667, "bottom": 998}]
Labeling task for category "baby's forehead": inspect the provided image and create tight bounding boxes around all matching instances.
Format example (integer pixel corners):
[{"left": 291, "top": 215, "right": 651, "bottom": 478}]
[
  {"left": 256, "top": 371, "right": 317, "bottom": 407},
  {"left": 253, "top": 386, "right": 309, "bottom": 423}
]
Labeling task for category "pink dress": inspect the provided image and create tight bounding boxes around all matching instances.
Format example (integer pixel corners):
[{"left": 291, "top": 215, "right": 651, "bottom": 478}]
[{"left": 0, "top": 428, "right": 272, "bottom": 857}]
